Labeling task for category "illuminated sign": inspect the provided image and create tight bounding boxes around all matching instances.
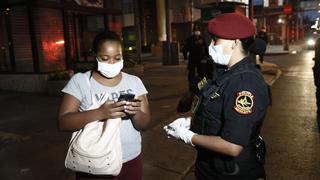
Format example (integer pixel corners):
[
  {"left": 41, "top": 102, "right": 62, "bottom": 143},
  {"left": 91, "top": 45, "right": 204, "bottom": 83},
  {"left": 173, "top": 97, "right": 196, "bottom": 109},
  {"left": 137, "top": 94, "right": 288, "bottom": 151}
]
[
  {"left": 300, "top": 1, "right": 320, "bottom": 11},
  {"left": 283, "top": 4, "right": 292, "bottom": 14},
  {"left": 74, "top": 0, "right": 103, "bottom": 8},
  {"left": 55, "top": 40, "right": 65, "bottom": 45},
  {"left": 200, "top": 0, "right": 248, "bottom": 5}
]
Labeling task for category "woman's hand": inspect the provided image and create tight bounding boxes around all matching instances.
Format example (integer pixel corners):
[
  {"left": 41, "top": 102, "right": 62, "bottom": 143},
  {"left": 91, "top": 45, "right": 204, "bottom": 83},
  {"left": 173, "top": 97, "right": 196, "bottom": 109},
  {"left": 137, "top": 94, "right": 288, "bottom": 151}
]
[
  {"left": 124, "top": 100, "right": 142, "bottom": 116},
  {"left": 98, "top": 101, "right": 127, "bottom": 120},
  {"left": 127, "top": 95, "right": 150, "bottom": 131}
]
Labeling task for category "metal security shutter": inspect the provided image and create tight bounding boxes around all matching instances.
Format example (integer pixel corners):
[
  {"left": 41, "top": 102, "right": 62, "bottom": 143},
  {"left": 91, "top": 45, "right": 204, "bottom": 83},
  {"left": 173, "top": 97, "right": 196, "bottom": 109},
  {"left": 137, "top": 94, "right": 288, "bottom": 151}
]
[
  {"left": 10, "top": 6, "right": 34, "bottom": 72},
  {"left": 68, "top": 13, "right": 76, "bottom": 63},
  {"left": 34, "top": 8, "right": 65, "bottom": 72}
]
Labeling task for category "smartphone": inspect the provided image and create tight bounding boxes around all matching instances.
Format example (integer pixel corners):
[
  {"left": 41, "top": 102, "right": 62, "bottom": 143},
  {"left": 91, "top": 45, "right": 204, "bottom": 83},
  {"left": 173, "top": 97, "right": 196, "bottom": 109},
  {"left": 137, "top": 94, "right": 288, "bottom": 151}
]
[
  {"left": 118, "top": 93, "right": 135, "bottom": 120},
  {"left": 118, "top": 93, "right": 135, "bottom": 102}
]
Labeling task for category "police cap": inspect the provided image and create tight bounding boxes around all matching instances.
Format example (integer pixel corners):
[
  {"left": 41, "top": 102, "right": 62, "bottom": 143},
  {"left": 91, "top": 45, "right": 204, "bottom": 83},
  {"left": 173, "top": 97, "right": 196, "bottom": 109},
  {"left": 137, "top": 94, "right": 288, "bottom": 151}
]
[{"left": 208, "top": 13, "right": 256, "bottom": 40}]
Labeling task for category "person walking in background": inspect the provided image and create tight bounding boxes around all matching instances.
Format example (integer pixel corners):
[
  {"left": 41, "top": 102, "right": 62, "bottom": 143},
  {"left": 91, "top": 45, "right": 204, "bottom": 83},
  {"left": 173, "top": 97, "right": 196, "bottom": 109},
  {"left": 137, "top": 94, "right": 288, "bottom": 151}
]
[
  {"left": 182, "top": 25, "right": 208, "bottom": 82},
  {"left": 256, "top": 26, "right": 268, "bottom": 64}
]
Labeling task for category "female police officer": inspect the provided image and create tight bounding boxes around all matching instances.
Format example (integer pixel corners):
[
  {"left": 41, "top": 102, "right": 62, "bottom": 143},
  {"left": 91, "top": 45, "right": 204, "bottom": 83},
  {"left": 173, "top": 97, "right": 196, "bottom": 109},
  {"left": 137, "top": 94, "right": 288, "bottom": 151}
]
[{"left": 164, "top": 13, "right": 270, "bottom": 180}]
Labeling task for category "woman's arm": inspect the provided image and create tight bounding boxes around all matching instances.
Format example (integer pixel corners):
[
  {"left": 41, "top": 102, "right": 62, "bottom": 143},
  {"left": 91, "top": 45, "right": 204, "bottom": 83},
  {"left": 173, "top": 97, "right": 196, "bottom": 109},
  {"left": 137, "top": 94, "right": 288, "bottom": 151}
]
[
  {"left": 57, "top": 94, "right": 126, "bottom": 131},
  {"left": 192, "top": 135, "right": 243, "bottom": 157},
  {"left": 124, "top": 94, "right": 151, "bottom": 131}
]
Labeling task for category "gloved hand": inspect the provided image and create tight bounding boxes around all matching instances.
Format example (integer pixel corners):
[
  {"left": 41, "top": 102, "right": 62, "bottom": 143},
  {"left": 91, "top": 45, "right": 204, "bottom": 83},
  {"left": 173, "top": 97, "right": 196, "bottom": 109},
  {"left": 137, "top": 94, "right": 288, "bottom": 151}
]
[
  {"left": 168, "top": 117, "right": 191, "bottom": 129},
  {"left": 163, "top": 125, "right": 196, "bottom": 146}
]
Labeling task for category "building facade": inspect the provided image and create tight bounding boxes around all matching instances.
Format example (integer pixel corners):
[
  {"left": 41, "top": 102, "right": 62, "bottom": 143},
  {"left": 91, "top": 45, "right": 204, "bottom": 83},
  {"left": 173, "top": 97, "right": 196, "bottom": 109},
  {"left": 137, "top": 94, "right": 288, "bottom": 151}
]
[
  {"left": 0, "top": 0, "right": 122, "bottom": 73},
  {"left": 254, "top": 0, "right": 304, "bottom": 45}
]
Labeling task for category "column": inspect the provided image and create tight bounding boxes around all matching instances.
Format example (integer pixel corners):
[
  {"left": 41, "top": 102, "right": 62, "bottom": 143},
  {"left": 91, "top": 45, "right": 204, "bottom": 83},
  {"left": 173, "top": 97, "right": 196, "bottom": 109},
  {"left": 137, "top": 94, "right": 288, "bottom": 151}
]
[{"left": 156, "top": 0, "right": 166, "bottom": 42}]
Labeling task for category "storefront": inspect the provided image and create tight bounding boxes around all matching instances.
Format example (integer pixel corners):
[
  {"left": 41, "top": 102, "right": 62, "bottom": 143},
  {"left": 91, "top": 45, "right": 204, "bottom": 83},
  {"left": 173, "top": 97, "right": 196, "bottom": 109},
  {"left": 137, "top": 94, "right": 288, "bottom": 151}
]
[{"left": 0, "top": 0, "right": 122, "bottom": 73}]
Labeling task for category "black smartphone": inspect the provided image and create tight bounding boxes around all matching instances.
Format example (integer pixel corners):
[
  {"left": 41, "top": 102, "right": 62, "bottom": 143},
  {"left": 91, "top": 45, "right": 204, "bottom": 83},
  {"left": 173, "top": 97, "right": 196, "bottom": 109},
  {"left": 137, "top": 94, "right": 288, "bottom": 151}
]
[
  {"left": 118, "top": 93, "right": 135, "bottom": 102},
  {"left": 118, "top": 93, "right": 135, "bottom": 119}
]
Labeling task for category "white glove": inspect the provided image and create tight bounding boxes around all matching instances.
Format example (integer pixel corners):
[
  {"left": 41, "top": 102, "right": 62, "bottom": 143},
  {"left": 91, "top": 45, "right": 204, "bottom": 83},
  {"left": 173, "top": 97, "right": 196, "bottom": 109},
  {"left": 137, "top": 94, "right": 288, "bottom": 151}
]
[
  {"left": 168, "top": 117, "right": 191, "bottom": 129},
  {"left": 164, "top": 125, "right": 196, "bottom": 146}
]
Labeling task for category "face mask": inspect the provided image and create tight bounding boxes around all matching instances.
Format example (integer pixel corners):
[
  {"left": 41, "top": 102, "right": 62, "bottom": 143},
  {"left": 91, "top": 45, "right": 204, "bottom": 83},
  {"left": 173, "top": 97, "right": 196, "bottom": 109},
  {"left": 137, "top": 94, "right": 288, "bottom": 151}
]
[
  {"left": 97, "top": 58, "right": 124, "bottom": 78},
  {"left": 194, "top": 31, "right": 201, "bottom": 36},
  {"left": 208, "top": 44, "right": 232, "bottom": 66}
]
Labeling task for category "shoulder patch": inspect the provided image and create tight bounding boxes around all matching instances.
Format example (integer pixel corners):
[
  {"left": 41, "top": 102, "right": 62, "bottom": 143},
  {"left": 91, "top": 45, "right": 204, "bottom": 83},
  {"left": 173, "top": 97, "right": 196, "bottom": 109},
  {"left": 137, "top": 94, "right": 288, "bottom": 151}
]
[{"left": 234, "top": 91, "right": 254, "bottom": 115}]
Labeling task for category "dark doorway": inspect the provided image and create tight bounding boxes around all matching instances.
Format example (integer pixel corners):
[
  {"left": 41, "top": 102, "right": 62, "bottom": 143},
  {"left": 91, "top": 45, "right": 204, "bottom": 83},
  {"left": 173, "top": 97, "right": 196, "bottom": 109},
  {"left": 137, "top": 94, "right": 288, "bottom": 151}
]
[{"left": 0, "top": 9, "right": 14, "bottom": 72}]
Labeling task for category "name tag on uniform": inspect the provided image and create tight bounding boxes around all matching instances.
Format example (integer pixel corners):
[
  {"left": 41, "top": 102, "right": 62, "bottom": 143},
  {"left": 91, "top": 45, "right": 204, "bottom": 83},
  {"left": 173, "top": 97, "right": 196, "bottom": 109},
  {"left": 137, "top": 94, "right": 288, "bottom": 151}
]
[
  {"left": 210, "top": 91, "right": 220, "bottom": 99},
  {"left": 191, "top": 95, "right": 201, "bottom": 114},
  {"left": 197, "top": 77, "right": 208, "bottom": 91}
]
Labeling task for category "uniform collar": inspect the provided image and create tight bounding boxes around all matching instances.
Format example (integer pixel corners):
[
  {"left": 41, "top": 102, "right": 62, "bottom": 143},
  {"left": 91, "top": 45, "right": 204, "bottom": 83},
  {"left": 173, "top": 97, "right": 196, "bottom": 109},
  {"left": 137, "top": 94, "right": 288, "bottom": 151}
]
[
  {"left": 228, "top": 56, "right": 252, "bottom": 72},
  {"left": 215, "top": 56, "right": 252, "bottom": 85}
]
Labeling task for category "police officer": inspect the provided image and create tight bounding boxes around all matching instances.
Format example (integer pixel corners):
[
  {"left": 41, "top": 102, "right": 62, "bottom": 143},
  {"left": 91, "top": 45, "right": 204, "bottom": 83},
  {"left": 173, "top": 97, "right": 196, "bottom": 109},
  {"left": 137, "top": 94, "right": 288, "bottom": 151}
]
[
  {"left": 165, "top": 13, "right": 270, "bottom": 180},
  {"left": 314, "top": 38, "right": 320, "bottom": 131},
  {"left": 182, "top": 26, "right": 209, "bottom": 82},
  {"left": 256, "top": 27, "right": 268, "bottom": 63}
]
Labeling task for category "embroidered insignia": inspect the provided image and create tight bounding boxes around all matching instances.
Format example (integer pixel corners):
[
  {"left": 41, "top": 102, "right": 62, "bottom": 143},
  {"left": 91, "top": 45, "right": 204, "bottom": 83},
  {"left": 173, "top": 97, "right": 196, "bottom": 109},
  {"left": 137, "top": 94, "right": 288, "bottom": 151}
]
[{"left": 234, "top": 91, "right": 254, "bottom": 114}]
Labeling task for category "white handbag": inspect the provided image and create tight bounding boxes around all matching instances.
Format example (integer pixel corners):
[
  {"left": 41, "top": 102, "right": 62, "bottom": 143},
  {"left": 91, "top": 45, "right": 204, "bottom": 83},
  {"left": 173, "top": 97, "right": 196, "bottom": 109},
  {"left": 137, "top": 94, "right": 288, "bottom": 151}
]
[{"left": 65, "top": 74, "right": 122, "bottom": 175}]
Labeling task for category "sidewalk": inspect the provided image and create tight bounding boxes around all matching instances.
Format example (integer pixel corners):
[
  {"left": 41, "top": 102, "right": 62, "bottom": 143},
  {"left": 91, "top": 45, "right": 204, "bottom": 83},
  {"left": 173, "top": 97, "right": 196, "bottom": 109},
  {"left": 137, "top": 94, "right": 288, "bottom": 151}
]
[
  {"left": 265, "top": 40, "right": 304, "bottom": 55},
  {"left": 0, "top": 56, "right": 281, "bottom": 180}
]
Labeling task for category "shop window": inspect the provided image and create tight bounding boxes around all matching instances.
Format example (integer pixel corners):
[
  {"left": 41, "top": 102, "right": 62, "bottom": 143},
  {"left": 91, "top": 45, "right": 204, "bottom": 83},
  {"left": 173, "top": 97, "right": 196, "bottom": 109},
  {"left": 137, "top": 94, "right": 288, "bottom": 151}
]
[
  {"left": 74, "top": 14, "right": 107, "bottom": 62},
  {"left": 35, "top": 8, "right": 66, "bottom": 72},
  {"left": 105, "top": 0, "right": 122, "bottom": 10}
]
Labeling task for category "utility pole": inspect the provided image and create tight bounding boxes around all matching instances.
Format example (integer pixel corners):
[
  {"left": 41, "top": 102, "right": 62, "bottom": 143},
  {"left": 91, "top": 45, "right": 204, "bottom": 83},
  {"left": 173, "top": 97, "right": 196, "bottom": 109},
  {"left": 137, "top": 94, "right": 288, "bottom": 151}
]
[
  {"left": 249, "top": 0, "right": 253, "bottom": 20},
  {"left": 190, "top": 0, "right": 193, "bottom": 32},
  {"left": 134, "top": 0, "right": 142, "bottom": 64},
  {"left": 165, "top": 0, "right": 171, "bottom": 43},
  {"left": 163, "top": 0, "right": 171, "bottom": 65},
  {"left": 284, "top": 0, "right": 289, "bottom": 51}
]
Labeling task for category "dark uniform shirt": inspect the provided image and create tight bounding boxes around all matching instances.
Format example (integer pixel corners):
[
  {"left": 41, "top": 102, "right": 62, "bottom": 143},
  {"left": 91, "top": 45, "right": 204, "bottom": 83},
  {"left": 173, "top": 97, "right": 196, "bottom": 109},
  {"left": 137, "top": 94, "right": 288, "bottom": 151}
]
[
  {"left": 192, "top": 56, "right": 270, "bottom": 180},
  {"left": 257, "top": 31, "right": 268, "bottom": 44},
  {"left": 314, "top": 38, "right": 320, "bottom": 87}
]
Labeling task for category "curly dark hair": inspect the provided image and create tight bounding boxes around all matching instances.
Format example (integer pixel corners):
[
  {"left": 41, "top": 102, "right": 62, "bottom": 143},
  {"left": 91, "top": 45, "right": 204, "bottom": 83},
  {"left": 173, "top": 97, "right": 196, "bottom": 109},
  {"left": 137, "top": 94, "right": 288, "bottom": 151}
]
[{"left": 92, "top": 31, "right": 122, "bottom": 54}]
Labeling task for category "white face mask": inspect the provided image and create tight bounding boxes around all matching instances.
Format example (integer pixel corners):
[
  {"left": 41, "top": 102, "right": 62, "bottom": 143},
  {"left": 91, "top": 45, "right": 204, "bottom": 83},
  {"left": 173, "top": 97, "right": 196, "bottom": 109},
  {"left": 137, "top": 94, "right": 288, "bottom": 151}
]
[
  {"left": 194, "top": 31, "right": 201, "bottom": 36},
  {"left": 208, "top": 44, "right": 232, "bottom": 66},
  {"left": 97, "top": 58, "right": 124, "bottom": 78}
]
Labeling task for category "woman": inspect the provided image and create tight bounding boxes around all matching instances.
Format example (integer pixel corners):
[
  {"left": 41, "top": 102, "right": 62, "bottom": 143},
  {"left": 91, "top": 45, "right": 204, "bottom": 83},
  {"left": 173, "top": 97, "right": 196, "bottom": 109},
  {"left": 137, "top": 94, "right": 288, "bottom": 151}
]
[
  {"left": 164, "top": 13, "right": 270, "bottom": 180},
  {"left": 58, "top": 31, "right": 150, "bottom": 180}
]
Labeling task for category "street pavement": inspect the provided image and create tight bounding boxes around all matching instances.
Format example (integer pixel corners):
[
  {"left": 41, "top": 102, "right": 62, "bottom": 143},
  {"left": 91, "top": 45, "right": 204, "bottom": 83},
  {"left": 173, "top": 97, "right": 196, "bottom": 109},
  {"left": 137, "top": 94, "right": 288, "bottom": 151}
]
[
  {"left": 262, "top": 50, "right": 320, "bottom": 180},
  {"left": 1, "top": 51, "right": 316, "bottom": 180},
  {"left": 265, "top": 40, "right": 305, "bottom": 55}
]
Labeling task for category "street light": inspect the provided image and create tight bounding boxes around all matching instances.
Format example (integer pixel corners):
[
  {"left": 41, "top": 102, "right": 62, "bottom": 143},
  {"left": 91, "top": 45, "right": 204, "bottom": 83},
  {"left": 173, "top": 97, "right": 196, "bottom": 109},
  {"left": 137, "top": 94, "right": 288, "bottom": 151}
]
[
  {"left": 278, "top": 16, "right": 288, "bottom": 51},
  {"left": 284, "top": 16, "right": 289, "bottom": 51}
]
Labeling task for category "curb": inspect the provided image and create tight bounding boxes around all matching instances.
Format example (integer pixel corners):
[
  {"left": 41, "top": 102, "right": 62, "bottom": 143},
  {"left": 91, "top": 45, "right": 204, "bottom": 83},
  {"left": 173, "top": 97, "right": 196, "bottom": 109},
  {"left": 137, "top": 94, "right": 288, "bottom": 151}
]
[
  {"left": 268, "top": 69, "right": 282, "bottom": 86},
  {"left": 265, "top": 52, "right": 289, "bottom": 56}
]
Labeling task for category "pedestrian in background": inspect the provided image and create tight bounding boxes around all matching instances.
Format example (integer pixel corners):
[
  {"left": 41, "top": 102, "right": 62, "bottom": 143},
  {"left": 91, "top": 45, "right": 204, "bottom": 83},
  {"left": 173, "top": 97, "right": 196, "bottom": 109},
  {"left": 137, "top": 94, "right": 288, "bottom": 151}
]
[
  {"left": 182, "top": 25, "right": 209, "bottom": 82},
  {"left": 58, "top": 31, "right": 151, "bottom": 180},
  {"left": 257, "top": 26, "right": 268, "bottom": 64},
  {"left": 314, "top": 38, "right": 320, "bottom": 131},
  {"left": 165, "top": 13, "right": 270, "bottom": 180}
]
